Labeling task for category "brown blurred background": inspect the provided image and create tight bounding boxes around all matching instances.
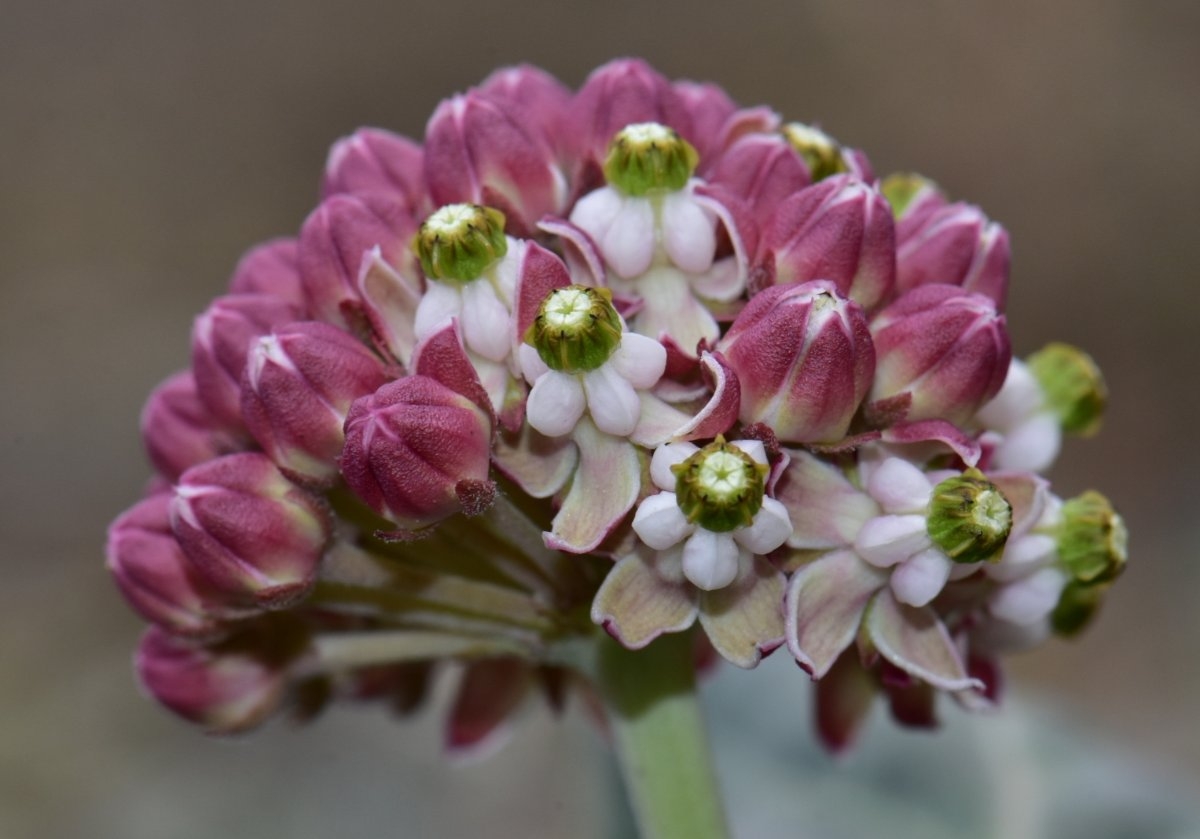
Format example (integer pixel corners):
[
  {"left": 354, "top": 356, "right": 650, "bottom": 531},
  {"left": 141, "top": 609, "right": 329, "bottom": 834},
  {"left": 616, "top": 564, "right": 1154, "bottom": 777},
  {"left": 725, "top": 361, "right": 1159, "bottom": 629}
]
[{"left": 2, "top": 2, "right": 1199, "bottom": 837}]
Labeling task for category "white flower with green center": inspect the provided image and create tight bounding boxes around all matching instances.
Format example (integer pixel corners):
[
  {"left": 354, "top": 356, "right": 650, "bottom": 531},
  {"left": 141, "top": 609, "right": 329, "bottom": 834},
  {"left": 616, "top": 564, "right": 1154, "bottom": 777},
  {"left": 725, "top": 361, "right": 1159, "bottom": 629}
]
[
  {"left": 632, "top": 439, "right": 792, "bottom": 591},
  {"left": 413, "top": 203, "right": 523, "bottom": 364},
  {"left": 519, "top": 285, "right": 666, "bottom": 438}
]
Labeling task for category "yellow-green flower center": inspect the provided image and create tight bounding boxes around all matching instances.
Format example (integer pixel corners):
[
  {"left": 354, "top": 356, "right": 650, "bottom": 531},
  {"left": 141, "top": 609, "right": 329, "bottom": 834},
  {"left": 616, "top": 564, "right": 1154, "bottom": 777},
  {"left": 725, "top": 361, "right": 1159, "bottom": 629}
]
[
  {"left": 672, "top": 439, "right": 768, "bottom": 533},
  {"left": 1057, "top": 490, "right": 1126, "bottom": 584},
  {"left": 1027, "top": 342, "right": 1107, "bottom": 436},
  {"left": 526, "top": 285, "right": 623, "bottom": 373},
  {"left": 783, "top": 122, "right": 849, "bottom": 182},
  {"left": 926, "top": 469, "right": 1012, "bottom": 564},
  {"left": 415, "top": 203, "right": 508, "bottom": 282},
  {"left": 603, "top": 122, "right": 699, "bottom": 197}
]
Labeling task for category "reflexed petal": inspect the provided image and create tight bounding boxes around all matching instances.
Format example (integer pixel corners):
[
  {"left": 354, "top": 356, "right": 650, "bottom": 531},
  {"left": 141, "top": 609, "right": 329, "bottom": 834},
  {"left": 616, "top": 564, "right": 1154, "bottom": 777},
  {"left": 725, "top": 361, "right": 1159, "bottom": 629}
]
[
  {"left": 609, "top": 332, "right": 667, "bottom": 389},
  {"left": 989, "top": 567, "right": 1068, "bottom": 625},
  {"left": 681, "top": 529, "right": 740, "bottom": 591},
  {"left": 866, "top": 457, "right": 932, "bottom": 514},
  {"left": 854, "top": 514, "right": 930, "bottom": 567},
  {"left": 413, "top": 281, "right": 463, "bottom": 339},
  {"left": 629, "top": 392, "right": 692, "bottom": 448},
  {"left": 889, "top": 547, "right": 953, "bottom": 607},
  {"left": 649, "top": 441, "right": 699, "bottom": 491},
  {"left": 545, "top": 419, "right": 641, "bottom": 553},
  {"left": 733, "top": 497, "right": 792, "bottom": 555},
  {"left": 602, "top": 199, "right": 656, "bottom": 279},
  {"left": 662, "top": 191, "right": 716, "bottom": 274},
  {"left": 632, "top": 492, "right": 694, "bottom": 550},
  {"left": 446, "top": 658, "right": 530, "bottom": 756},
  {"left": 633, "top": 265, "right": 720, "bottom": 355},
  {"left": 583, "top": 363, "right": 642, "bottom": 437},
  {"left": 526, "top": 371, "right": 585, "bottom": 437},
  {"left": 491, "top": 425, "right": 577, "bottom": 499},
  {"left": 591, "top": 552, "right": 698, "bottom": 649},
  {"left": 784, "top": 548, "right": 887, "bottom": 678},
  {"left": 698, "top": 554, "right": 786, "bottom": 669},
  {"left": 776, "top": 450, "right": 879, "bottom": 550},
  {"left": 461, "top": 279, "right": 512, "bottom": 362},
  {"left": 815, "top": 651, "right": 877, "bottom": 754},
  {"left": 864, "top": 590, "right": 981, "bottom": 692}
]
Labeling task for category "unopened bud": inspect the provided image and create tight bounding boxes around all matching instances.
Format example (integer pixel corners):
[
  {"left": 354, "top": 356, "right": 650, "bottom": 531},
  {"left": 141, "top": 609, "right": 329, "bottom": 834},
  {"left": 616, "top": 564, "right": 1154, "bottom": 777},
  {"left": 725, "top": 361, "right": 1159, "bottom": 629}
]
[
  {"left": 1027, "top": 342, "right": 1107, "bottom": 436},
  {"left": 671, "top": 438, "right": 768, "bottom": 533},
  {"left": 782, "top": 122, "right": 849, "bottom": 182},
  {"left": 602, "top": 122, "right": 699, "bottom": 196},
  {"left": 140, "top": 371, "right": 242, "bottom": 482},
  {"left": 926, "top": 469, "right": 1012, "bottom": 564},
  {"left": 1050, "top": 579, "right": 1106, "bottom": 637},
  {"left": 415, "top": 203, "right": 508, "bottom": 282},
  {"left": 1057, "top": 491, "right": 1127, "bottom": 585}
]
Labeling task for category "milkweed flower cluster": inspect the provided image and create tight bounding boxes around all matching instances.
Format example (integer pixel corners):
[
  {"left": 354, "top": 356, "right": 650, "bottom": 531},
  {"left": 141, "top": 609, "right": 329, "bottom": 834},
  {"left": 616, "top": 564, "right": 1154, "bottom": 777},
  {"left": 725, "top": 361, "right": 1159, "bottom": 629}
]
[{"left": 109, "top": 59, "right": 1124, "bottom": 752}]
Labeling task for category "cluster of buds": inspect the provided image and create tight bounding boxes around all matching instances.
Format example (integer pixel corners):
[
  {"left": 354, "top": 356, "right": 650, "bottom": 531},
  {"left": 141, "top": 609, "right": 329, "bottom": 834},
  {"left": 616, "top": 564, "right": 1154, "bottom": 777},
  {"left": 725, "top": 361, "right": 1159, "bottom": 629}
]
[{"left": 110, "top": 59, "right": 1125, "bottom": 751}]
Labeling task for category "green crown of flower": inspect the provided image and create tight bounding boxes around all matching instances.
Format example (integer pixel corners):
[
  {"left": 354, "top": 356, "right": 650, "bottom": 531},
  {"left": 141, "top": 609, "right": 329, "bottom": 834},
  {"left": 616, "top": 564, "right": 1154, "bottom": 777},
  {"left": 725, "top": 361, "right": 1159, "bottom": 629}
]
[
  {"left": 671, "top": 438, "right": 769, "bottom": 533},
  {"left": 415, "top": 203, "right": 508, "bottom": 282}
]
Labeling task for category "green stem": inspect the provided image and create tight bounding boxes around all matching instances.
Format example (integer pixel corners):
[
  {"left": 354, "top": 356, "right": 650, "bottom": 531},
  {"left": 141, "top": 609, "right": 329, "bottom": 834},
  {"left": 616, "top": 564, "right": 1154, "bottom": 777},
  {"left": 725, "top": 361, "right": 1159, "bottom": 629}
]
[{"left": 596, "top": 632, "right": 730, "bottom": 839}]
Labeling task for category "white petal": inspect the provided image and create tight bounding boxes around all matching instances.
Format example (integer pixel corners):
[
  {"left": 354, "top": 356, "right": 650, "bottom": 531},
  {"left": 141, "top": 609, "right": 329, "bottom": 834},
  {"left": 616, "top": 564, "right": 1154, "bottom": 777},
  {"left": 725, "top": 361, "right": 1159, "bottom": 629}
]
[
  {"left": 890, "top": 548, "right": 954, "bottom": 607},
  {"left": 681, "top": 529, "right": 740, "bottom": 591},
  {"left": 460, "top": 279, "right": 512, "bottom": 362},
  {"left": 568, "top": 187, "right": 623, "bottom": 242},
  {"left": 991, "top": 412, "right": 1062, "bottom": 473},
  {"left": 631, "top": 491, "right": 694, "bottom": 550},
  {"left": 489, "top": 237, "right": 524, "bottom": 304},
  {"left": 733, "top": 497, "right": 792, "bottom": 555},
  {"left": 525, "top": 371, "right": 585, "bottom": 437},
  {"left": 866, "top": 457, "right": 933, "bottom": 514},
  {"left": 517, "top": 342, "right": 549, "bottom": 383},
  {"left": 583, "top": 363, "right": 642, "bottom": 437},
  {"left": 662, "top": 191, "right": 717, "bottom": 274},
  {"left": 413, "top": 281, "right": 462, "bottom": 340},
  {"left": 989, "top": 567, "right": 1068, "bottom": 625},
  {"left": 988, "top": 533, "right": 1059, "bottom": 583},
  {"left": 854, "top": 514, "right": 930, "bottom": 567},
  {"left": 609, "top": 332, "right": 667, "bottom": 390},
  {"left": 976, "top": 360, "right": 1043, "bottom": 432},
  {"left": 649, "top": 441, "right": 699, "bottom": 491},
  {"left": 729, "top": 439, "right": 767, "bottom": 465},
  {"left": 602, "top": 199, "right": 656, "bottom": 280}
]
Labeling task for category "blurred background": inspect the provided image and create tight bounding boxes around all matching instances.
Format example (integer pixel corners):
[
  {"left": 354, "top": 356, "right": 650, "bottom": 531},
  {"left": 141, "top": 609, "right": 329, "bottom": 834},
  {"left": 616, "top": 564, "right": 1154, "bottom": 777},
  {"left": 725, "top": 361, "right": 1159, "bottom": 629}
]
[{"left": 2, "top": 1, "right": 1199, "bottom": 837}]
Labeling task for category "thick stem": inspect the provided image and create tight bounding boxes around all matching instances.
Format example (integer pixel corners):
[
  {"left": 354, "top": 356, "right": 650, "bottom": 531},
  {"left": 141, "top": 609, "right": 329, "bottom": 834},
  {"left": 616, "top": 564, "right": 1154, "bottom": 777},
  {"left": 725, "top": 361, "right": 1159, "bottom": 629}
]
[{"left": 596, "top": 632, "right": 730, "bottom": 839}]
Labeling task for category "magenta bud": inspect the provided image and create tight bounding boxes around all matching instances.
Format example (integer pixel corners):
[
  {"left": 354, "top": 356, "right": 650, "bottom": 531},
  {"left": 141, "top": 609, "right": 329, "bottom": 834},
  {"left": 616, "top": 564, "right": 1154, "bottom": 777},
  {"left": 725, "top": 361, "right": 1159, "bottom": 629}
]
[
  {"left": 190, "top": 294, "right": 302, "bottom": 428},
  {"left": 135, "top": 622, "right": 302, "bottom": 734},
  {"left": 227, "top": 238, "right": 307, "bottom": 312},
  {"left": 320, "top": 127, "right": 426, "bottom": 211},
  {"left": 673, "top": 80, "right": 738, "bottom": 163},
  {"left": 171, "top": 453, "right": 330, "bottom": 608},
  {"left": 339, "top": 376, "right": 493, "bottom": 529},
  {"left": 141, "top": 371, "right": 242, "bottom": 481},
  {"left": 424, "top": 91, "right": 567, "bottom": 237},
  {"left": 756, "top": 175, "right": 896, "bottom": 310},
  {"left": 298, "top": 193, "right": 418, "bottom": 328},
  {"left": 870, "top": 284, "right": 1012, "bottom": 425},
  {"left": 721, "top": 281, "right": 875, "bottom": 443},
  {"left": 241, "top": 322, "right": 391, "bottom": 483},
  {"left": 107, "top": 495, "right": 235, "bottom": 637},
  {"left": 477, "top": 64, "right": 573, "bottom": 160},
  {"left": 708, "top": 133, "right": 811, "bottom": 229},
  {"left": 895, "top": 202, "right": 1010, "bottom": 308}
]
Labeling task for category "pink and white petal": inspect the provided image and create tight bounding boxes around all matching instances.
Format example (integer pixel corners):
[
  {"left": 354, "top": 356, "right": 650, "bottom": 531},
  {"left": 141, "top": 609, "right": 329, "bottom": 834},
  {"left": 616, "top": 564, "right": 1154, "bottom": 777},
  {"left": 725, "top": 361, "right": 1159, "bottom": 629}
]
[
  {"left": 987, "top": 471, "right": 1050, "bottom": 540},
  {"left": 591, "top": 552, "right": 699, "bottom": 649},
  {"left": 526, "top": 371, "right": 586, "bottom": 437},
  {"left": 988, "top": 533, "right": 1058, "bottom": 583},
  {"left": 729, "top": 438, "right": 767, "bottom": 465},
  {"left": 413, "top": 281, "right": 463, "bottom": 339},
  {"left": 512, "top": 241, "right": 571, "bottom": 341},
  {"left": 545, "top": 419, "right": 641, "bottom": 553},
  {"left": 889, "top": 547, "right": 954, "bottom": 608},
  {"left": 864, "top": 590, "right": 982, "bottom": 692},
  {"left": 692, "top": 183, "right": 755, "bottom": 293},
  {"left": 568, "top": 186, "right": 623, "bottom": 244},
  {"left": 775, "top": 449, "right": 879, "bottom": 549},
  {"left": 472, "top": 355, "right": 511, "bottom": 418},
  {"left": 633, "top": 265, "right": 721, "bottom": 356},
  {"left": 992, "top": 413, "right": 1061, "bottom": 473},
  {"left": 733, "top": 497, "right": 792, "bottom": 555},
  {"left": 866, "top": 457, "right": 933, "bottom": 515},
  {"left": 411, "top": 319, "right": 494, "bottom": 420},
  {"left": 689, "top": 256, "right": 744, "bottom": 304},
  {"left": 667, "top": 351, "right": 741, "bottom": 442},
  {"left": 537, "top": 217, "right": 607, "bottom": 287},
  {"left": 698, "top": 554, "right": 786, "bottom": 669},
  {"left": 602, "top": 199, "right": 656, "bottom": 280},
  {"left": 784, "top": 548, "right": 888, "bottom": 678},
  {"left": 630, "top": 393, "right": 692, "bottom": 448},
  {"left": 988, "top": 567, "right": 1069, "bottom": 625},
  {"left": 854, "top": 514, "right": 931, "bottom": 568},
  {"left": 661, "top": 191, "right": 716, "bottom": 274},
  {"left": 681, "top": 529, "right": 740, "bottom": 591},
  {"left": 609, "top": 332, "right": 668, "bottom": 389},
  {"left": 461, "top": 279, "right": 513, "bottom": 362},
  {"left": 358, "top": 248, "right": 422, "bottom": 366},
  {"left": 649, "top": 441, "right": 699, "bottom": 492},
  {"left": 631, "top": 491, "right": 694, "bottom": 551},
  {"left": 583, "top": 363, "right": 642, "bottom": 437},
  {"left": 880, "top": 419, "right": 983, "bottom": 468},
  {"left": 491, "top": 426, "right": 577, "bottom": 499}
]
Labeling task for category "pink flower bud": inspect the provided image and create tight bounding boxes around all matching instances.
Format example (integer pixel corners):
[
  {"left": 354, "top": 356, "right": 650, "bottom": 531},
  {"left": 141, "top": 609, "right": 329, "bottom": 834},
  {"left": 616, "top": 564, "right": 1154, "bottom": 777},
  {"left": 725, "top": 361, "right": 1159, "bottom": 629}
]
[
  {"left": 298, "top": 193, "right": 418, "bottom": 328},
  {"left": 895, "top": 202, "right": 1011, "bottom": 308},
  {"left": 320, "top": 127, "right": 426, "bottom": 211},
  {"left": 672, "top": 80, "right": 737, "bottom": 163},
  {"left": 477, "top": 64, "right": 573, "bottom": 161},
  {"left": 339, "top": 376, "right": 494, "bottom": 529},
  {"left": 755, "top": 175, "right": 896, "bottom": 309},
  {"left": 135, "top": 623, "right": 301, "bottom": 734},
  {"left": 708, "top": 133, "right": 811, "bottom": 229},
  {"left": 721, "top": 281, "right": 875, "bottom": 443},
  {"left": 107, "top": 495, "right": 235, "bottom": 637},
  {"left": 241, "top": 322, "right": 391, "bottom": 484},
  {"left": 140, "top": 371, "right": 243, "bottom": 481},
  {"left": 190, "top": 294, "right": 302, "bottom": 428},
  {"left": 227, "top": 238, "right": 307, "bottom": 312},
  {"left": 871, "top": 284, "right": 1011, "bottom": 425},
  {"left": 424, "top": 91, "right": 567, "bottom": 237},
  {"left": 171, "top": 453, "right": 330, "bottom": 608}
]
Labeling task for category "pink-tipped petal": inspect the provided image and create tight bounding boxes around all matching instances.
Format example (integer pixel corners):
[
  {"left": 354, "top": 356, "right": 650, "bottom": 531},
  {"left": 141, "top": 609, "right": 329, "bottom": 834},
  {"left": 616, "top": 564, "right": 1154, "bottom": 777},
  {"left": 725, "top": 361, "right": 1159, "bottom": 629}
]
[
  {"left": 591, "top": 551, "right": 698, "bottom": 649},
  {"left": 697, "top": 555, "right": 786, "bottom": 669},
  {"left": 864, "top": 590, "right": 981, "bottom": 692},
  {"left": 775, "top": 450, "right": 879, "bottom": 549},
  {"left": 545, "top": 420, "right": 641, "bottom": 553}
]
